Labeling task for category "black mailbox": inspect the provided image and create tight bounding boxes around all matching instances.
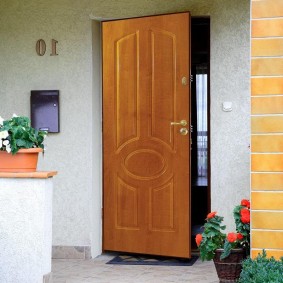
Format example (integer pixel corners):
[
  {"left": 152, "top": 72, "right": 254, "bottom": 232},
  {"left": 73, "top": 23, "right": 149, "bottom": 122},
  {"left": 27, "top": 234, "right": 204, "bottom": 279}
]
[{"left": 30, "top": 90, "right": 60, "bottom": 133}]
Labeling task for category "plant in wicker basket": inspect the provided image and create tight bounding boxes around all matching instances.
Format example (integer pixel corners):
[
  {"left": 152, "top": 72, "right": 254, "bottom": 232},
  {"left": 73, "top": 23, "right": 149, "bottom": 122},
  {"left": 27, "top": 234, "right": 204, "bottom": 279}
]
[{"left": 195, "top": 199, "right": 250, "bottom": 282}]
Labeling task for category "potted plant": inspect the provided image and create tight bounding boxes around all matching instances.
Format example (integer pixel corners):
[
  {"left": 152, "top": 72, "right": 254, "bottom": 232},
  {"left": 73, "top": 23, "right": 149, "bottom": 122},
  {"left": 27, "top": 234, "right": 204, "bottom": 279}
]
[
  {"left": 0, "top": 114, "right": 47, "bottom": 172},
  {"left": 238, "top": 250, "right": 283, "bottom": 283},
  {"left": 195, "top": 199, "right": 250, "bottom": 283}
]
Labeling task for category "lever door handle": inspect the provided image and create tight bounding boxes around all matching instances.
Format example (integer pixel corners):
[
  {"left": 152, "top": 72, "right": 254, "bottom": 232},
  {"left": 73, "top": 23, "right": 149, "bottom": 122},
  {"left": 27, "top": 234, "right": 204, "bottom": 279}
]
[{"left": 170, "top": 120, "right": 187, "bottom": 126}]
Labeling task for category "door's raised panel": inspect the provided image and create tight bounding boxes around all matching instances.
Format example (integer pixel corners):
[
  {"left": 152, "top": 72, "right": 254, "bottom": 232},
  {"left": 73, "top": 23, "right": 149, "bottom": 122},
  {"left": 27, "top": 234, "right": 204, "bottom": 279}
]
[
  {"left": 149, "top": 180, "right": 174, "bottom": 231},
  {"left": 123, "top": 149, "right": 167, "bottom": 180},
  {"left": 116, "top": 32, "right": 140, "bottom": 149},
  {"left": 150, "top": 29, "right": 176, "bottom": 148},
  {"left": 116, "top": 177, "right": 139, "bottom": 230}
]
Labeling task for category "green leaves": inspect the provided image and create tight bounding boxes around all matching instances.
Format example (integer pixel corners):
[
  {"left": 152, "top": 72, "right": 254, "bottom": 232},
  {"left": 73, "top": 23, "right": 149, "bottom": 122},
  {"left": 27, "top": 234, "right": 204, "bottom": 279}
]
[
  {"left": 238, "top": 250, "right": 283, "bottom": 283},
  {"left": 0, "top": 116, "right": 46, "bottom": 154},
  {"left": 221, "top": 240, "right": 232, "bottom": 260},
  {"left": 233, "top": 204, "right": 250, "bottom": 253},
  {"left": 197, "top": 200, "right": 250, "bottom": 262},
  {"left": 198, "top": 214, "right": 226, "bottom": 261}
]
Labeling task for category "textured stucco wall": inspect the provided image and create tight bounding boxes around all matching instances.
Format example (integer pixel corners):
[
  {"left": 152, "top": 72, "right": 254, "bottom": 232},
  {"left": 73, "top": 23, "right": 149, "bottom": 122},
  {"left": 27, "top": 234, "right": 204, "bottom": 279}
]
[
  {"left": 0, "top": 178, "right": 52, "bottom": 283},
  {"left": 208, "top": 1, "right": 251, "bottom": 232},
  {"left": 0, "top": 0, "right": 250, "bottom": 255},
  {"left": 0, "top": 0, "right": 94, "bottom": 248}
]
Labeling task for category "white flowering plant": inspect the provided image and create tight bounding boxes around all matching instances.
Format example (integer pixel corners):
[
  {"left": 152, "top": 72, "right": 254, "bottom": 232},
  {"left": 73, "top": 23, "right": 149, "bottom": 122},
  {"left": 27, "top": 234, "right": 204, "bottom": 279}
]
[{"left": 0, "top": 115, "right": 47, "bottom": 155}]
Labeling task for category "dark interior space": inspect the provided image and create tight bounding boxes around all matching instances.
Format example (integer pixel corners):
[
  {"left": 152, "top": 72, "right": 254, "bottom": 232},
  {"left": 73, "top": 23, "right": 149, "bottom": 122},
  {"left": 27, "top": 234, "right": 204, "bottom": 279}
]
[{"left": 191, "top": 17, "right": 210, "bottom": 250}]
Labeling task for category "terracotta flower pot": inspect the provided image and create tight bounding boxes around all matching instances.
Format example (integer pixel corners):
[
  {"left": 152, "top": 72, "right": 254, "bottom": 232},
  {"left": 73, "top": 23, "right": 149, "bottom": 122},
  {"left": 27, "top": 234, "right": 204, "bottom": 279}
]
[
  {"left": 0, "top": 148, "right": 43, "bottom": 172},
  {"left": 213, "top": 248, "right": 246, "bottom": 283}
]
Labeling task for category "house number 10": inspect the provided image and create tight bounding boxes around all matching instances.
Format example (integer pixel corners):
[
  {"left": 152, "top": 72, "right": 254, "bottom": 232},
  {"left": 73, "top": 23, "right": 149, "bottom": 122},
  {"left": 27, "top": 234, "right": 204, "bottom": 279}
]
[{"left": 36, "top": 39, "right": 58, "bottom": 56}]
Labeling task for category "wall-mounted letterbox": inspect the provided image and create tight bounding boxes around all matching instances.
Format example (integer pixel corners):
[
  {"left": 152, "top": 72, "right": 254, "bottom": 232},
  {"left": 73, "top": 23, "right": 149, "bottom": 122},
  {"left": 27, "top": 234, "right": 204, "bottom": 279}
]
[{"left": 30, "top": 90, "right": 60, "bottom": 133}]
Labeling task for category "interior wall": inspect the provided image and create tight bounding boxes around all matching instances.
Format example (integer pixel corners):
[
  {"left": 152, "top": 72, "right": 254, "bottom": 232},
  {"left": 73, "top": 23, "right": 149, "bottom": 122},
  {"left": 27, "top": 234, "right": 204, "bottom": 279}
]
[{"left": 0, "top": 0, "right": 250, "bottom": 257}]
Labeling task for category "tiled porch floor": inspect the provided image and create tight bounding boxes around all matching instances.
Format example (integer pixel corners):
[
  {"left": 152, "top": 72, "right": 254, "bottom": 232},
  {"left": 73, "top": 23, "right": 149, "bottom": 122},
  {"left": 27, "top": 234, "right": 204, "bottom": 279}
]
[{"left": 52, "top": 253, "right": 219, "bottom": 283}]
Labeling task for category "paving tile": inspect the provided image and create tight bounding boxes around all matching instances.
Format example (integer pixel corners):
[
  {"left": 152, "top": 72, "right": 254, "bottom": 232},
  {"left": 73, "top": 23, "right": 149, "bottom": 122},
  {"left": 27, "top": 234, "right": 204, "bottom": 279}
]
[{"left": 52, "top": 254, "right": 218, "bottom": 283}]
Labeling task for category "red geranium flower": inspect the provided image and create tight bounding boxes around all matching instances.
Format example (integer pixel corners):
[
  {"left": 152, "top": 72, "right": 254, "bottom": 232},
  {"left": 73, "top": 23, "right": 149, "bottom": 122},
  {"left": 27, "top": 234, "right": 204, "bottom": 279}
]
[
  {"left": 195, "top": 234, "right": 203, "bottom": 247},
  {"left": 237, "top": 233, "right": 244, "bottom": 240},
  {"left": 227, "top": 232, "right": 237, "bottom": 243},
  {"left": 241, "top": 199, "right": 250, "bottom": 208},
  {"left": 240, "top": 208, "right": 250, "bottom": 224},
  {"left": 207, "top": 211, "right": 217, "bottom": 219}
]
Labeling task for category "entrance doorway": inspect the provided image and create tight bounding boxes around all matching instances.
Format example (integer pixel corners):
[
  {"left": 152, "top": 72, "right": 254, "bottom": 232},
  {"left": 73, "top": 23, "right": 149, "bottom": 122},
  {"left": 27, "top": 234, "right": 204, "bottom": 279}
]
[
  {"left": 190, "top": 17, "right": 210, "bottom": 249},
  {"left": 101, "top": 13, "right": 210, "bottom": 258}
]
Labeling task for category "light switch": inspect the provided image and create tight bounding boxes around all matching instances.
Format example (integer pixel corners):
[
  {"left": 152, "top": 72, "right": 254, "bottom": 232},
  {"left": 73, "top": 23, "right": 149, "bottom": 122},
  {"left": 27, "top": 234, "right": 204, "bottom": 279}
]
[{"left": 222, "top": 101, "right": 232, "bottom": 112}]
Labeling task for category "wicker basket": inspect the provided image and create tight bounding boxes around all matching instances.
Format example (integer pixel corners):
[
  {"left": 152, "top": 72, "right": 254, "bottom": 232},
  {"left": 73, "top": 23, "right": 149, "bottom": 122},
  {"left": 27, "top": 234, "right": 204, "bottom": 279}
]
[{"left": 213, "top": 248, "right": 246, "bottom": 283}]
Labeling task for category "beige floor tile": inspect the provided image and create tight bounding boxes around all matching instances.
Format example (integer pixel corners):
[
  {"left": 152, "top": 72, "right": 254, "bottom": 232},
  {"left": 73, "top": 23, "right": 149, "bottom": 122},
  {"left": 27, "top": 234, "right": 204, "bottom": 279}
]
[{"left": 52, "top": 254, "right": 218, "bottom": 283}]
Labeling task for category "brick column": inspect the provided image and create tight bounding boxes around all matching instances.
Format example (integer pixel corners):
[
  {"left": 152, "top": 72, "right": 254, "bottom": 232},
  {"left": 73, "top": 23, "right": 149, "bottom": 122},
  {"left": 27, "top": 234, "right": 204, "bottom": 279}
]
[{"left": 251, "top": 0, "right": 283, "bottom": 259}]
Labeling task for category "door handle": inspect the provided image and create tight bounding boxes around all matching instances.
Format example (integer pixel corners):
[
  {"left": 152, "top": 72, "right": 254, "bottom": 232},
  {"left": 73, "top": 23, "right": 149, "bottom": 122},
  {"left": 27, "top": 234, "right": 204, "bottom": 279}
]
[
  {"left": 180, "top": 128, "right": 188, "bottom": 135},
  {"left": 170, "top": 120, "right": 187, "bottom": 126},
  {"left": 170, "top": 120, "right": 188, "bottom": 142}
]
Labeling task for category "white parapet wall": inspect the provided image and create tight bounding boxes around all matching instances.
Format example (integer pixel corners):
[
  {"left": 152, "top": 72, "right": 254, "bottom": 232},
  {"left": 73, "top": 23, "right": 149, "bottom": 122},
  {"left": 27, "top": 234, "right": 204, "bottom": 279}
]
[{"left": 0, "top": 172, "right": 57, "bottom": 283}]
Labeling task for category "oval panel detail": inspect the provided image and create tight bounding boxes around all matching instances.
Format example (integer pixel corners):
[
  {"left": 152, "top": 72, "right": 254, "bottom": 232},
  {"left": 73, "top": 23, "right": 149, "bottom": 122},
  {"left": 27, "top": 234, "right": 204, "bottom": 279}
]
[{"left": 124, "top": 149, "right": 166, "bottom": 179}]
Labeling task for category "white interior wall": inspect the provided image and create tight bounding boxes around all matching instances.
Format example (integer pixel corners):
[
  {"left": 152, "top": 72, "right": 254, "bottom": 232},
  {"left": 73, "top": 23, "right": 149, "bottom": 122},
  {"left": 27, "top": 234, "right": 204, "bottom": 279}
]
[{"left": 0, "top": 0, "right": 250, "bottom": 257}]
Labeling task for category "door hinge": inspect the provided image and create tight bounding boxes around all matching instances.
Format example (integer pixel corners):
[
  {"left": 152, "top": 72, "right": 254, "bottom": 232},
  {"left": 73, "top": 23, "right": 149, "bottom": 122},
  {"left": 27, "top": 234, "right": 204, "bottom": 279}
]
[{"left": 190, "top": 75, "right": 193, "bottom": 83}]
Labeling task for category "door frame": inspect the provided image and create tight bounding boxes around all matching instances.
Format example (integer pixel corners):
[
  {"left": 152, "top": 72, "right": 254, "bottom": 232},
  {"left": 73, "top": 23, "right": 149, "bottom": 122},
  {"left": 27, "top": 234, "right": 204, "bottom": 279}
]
[
  {"left": 101, "top": 13, "right": 191, "bottom": 257},
  {"left": 90, "top": 14, "right": 211, "bottom": 256}
]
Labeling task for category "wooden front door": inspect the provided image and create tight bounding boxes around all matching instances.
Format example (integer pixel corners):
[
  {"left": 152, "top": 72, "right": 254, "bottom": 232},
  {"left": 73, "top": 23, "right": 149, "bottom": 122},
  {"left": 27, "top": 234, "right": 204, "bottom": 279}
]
[{"left": 102, "top": 12, "right": 191, "bottom": 258}]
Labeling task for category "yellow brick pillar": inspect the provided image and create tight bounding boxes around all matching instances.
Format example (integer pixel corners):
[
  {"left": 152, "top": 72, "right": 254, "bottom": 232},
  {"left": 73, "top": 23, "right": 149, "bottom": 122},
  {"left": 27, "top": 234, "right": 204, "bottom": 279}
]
[{"left": 251, "top": 0, "right": 283, "bottom": 259}]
